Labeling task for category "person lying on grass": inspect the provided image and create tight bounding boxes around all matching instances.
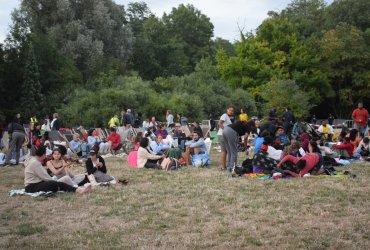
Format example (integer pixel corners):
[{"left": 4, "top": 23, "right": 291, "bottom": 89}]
[
  {"left": 276, "top": 152, "right": 325, "bottom": 177},
  {"left": 24, "top": 146, "right": 91, "bottom": 194}
]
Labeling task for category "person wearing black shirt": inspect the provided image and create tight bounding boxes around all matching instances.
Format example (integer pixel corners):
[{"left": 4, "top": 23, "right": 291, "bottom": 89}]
[{"left": 222, "top": 120, "right": 255, "bottom": 172}]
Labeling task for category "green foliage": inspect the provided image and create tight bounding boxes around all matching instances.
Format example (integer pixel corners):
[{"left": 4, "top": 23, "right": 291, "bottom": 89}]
[
  {"left": 260, "top": 79, "right": 313, "bottom": 119},
  {"left": 59, "top": 59, "right": 256, "bottom": 127},
  {"left": 20, "top": 44, "right": 43, "bottom": 119}
]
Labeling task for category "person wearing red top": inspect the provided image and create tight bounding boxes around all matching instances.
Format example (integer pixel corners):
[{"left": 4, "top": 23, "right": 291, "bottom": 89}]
[
  {"left": 352, "top": 102, "right": 369, "bottom": 136},
  {"left": 276, "top": 153, "right": 323, "bottom": 177},
  {"left": 332, "top": 137, "right": 354, "bottom": 159},
  {"left": 108, "top": 128, "right": 122, "bottom": 154}
]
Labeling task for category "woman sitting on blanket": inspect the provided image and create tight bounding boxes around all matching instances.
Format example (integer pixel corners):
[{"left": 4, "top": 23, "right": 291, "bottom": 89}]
[
  {"left": 138, "top": 137, "right": 164, "bottom": 169},
  {"left": 24, "top": 146, "right": 91, "bottom": 194},
  {"left": 85, "top": 149, "right": 114, "bottom": 183},
  {"left": 46, "top": 148, "right": 86, "bottom": 186}
]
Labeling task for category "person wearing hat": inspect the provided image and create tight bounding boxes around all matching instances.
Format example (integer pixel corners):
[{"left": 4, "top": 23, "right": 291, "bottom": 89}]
[{"left": 85, "top": 149, "right": 114, "bottom": 183}]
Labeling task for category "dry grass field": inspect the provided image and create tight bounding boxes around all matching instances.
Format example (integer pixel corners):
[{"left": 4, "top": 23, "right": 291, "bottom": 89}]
[{"left": 1, "top": 151, "right": 370, "bottom": 249}]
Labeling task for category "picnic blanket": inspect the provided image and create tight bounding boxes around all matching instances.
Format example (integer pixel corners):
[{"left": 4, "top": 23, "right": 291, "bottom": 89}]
[
  {"left": 9, "top": 189, "right": 56, "bottom": 197},
  {"left": 242, "top": 172, "right": 353, "bottom": 180}
]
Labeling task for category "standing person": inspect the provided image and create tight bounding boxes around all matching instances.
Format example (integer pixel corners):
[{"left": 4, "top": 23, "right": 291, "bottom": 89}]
[
  {"left": 328, "top": 114, "right": 335, "bottom": 126},
  {"left": 108, "top": 114, "right": 120, "bottom": 128},
  {"left": 30, "top": 115, "right": 38, "bottom": 126},
  {"left": 281, "top": 107, "right": 295, "bottom": 137},
  {"left": 3, "top": 116, "right": 26, "bottom": 166},
  {"left": 41, "top": 119, "right": 51, "bottom": 135},
  {"left": 51, "top": 113, "right": 62, "bottom": 131},
  {"left": 176, "top": 113, "right": 188, "bottom": 126},
  {"left": 352, "top": 102, "right": 369, "bottom": 137},
  {"left": 239, "top": 108, "right": 249, "bottom": 122},
  {"left": 223, "top": 120, "right": 255, "bottom": 172},
  {"left": 269, "top": 107, "right": 277, "bottom": 121},
  {"left": 166, "top": 110, "right": 174, "bottom": 127},
  {"left": 122, "top": 109, "right": 133, "bottom": 128},
  {"left": 217, "top": 106, "right": 235, "bottom": 170}
]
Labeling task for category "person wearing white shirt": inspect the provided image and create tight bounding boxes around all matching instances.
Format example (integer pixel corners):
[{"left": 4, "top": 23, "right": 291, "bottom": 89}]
[{"left": 217, "top": 106, "right": 235, "bottom": 170}]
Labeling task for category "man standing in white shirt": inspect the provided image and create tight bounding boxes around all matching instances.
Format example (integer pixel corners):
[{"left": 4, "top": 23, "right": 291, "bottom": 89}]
[
  {"left": 166, "top": 110, "right": 174, "bottom": 127},
  {"left": 217, "top": 105, "right": 235, "bottom": 170}
]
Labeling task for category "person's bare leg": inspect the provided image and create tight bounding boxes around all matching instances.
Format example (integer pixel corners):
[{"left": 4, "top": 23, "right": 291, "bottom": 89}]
[
  {"left": 193, "top": 147, "right": 200, "bottom": 155},
  {"left": 76, "top": 183, "right": 92, "bottom": 194},
  {"left": 220, "top": 150, "right": 227, "bottom": 169},
  {"left": 184, "top": 146, "right": 191, "bottom": 165}
]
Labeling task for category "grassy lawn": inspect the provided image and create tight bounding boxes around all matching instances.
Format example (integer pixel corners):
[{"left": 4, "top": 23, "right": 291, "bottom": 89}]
[{"left": 0, "top": 151, "right": 370, "bottom": 249}]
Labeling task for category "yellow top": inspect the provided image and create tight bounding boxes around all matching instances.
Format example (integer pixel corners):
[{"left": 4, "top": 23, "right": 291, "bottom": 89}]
[{"left": 239, "top": 113, "right": 249, "bottom": 121}]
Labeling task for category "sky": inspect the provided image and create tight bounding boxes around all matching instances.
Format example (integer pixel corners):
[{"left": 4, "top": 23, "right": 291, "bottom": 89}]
[{"left": 0, "top": 0, "right": 333, "bottom": 43}]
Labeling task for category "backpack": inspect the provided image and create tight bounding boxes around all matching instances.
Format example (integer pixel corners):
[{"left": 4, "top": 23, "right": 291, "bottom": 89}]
[
  {"left": 233, "top": 159, "right": 253, "bottom": 176},
  {"left": 161, "top": 157, "right": 180, "bottom": 171}
]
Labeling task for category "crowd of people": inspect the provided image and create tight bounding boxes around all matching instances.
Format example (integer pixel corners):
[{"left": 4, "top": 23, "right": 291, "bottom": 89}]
[{"left": 0, "top": 103, "right": 369, "bottom": 194}]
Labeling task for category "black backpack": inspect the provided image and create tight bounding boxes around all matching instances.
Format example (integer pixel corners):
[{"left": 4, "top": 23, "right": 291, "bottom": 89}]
[{"left": 233, "top": 159, "right": 253, "bottom": 176}]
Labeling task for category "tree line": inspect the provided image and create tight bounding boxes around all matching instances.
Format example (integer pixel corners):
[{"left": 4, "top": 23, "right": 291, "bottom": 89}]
[{"left": 0, "top": 0, "right": 369, "bottom": 126}]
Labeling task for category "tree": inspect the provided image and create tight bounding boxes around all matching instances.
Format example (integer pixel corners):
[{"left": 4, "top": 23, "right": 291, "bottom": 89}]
[
  {"left": 319, "top": 23, "right": 370, "bottom": 117},
  {"left": 325, "top": 0, "right": 370, "bottom": 31},
  {"left": 20, "top": 44, "right": 43, "bottom": 119},
  {"left": 260, "top": 79, "right": 312, "bottom": 119},
  {"left": 163, "top": 4, "right": 214, "bottom": 71}
]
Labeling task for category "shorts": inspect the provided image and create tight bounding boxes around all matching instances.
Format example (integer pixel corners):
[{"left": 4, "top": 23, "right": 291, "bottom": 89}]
[{"left": 218, "top": 134, "right": 226, "bottom": 151}]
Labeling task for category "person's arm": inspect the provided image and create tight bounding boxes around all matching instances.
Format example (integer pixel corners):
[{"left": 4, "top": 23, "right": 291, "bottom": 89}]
[
  {"left": 34, "top": 163, "right": 53, "bottom": 181},
  {"left": 46, "top": 161, "right": 66, "bottom": 176},
  {"left": 98, "top": 156, "right": 107, "bottom": 173},
  {"left": 333, "top": 143, "right": 349, "bottom": 150},
  {"left": 189, "top": 138, "right": 205, "bottom": 148},
  {"left": 277, "top": 155, "right": 297, "bottom": 168},
  {"left": 86, "top": 159, "right": 97, "bottom": 175},
  {"left": 143, "top": 148, "right": 163, "bottom": 160}
]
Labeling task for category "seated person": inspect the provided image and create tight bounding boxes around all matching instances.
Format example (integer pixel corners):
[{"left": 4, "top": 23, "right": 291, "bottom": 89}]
[
  {"left": 137, "top": 137, "right": 164, "bottom": 168},
  {"left": 86, "top": 149, "right": 114, "bottom": 183},
  {"left": 318, "top": 120, "right": 335, "bottom": 141},
  {"left": 275, "top": 126, "right": 290, "bottom": 146},
  {"left": 253, "top": 131, "right": 269, "bottom": 155},
  {"left": 264, "top": 136, "right": 283, "bottom": 161},
  {"left": 24, "top": 146, "right": 91, "bottom": 194},
  {"left": 142, "top": 118, "right": 151, "bottom": 130},
  {"left": 354, "top": 137, "right": 370, "bottom": 158},
  {"left": 133, "top": 132, "right": 144, "bottom": 151},
  {"left": 87, "top": 129, "right": 110, "bottom": 155},
  {"left": 277, "top": 152, "right": 324, "bottom": 177},
  {"left": 150, "top": 135, "right": 170, "bottom": 154},
  {"left": 155, "top": 123, "right": 168, "bottom": 138},
  {"left": 299, "top": 130, "right": 310, "bottom": 152},
  {"left": 184, "top": 131, "right": 207, "bottom": 165},
  {"left": 332, "top": 137, "right": 354, "bottom": 158},
  {"left": 272, "top": 136, "right": 284, "bottom": 150},
  {"left": 108, "top": 127, "right": 122, "bottom": 154},
  {"left": 289, "top": 141, "right": 306, "bottom": 157},
  {"left": 67, "top": 133, "right": 88, "bottom": 157},
  {"left": 252, "top": 142, "right": 279, "bottom": 174},
  {"left": 46, "top": 148, "right": 85, "bottom": 186},
  {"left": 173, "top": 123, "right": 187, "bottom": 150}
]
